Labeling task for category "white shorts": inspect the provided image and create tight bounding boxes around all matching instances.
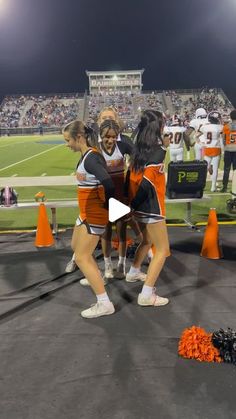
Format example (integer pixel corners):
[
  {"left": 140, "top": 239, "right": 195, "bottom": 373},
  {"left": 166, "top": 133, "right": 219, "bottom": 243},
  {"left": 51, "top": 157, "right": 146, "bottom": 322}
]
[{"left": 76, "top": 216, "right": 106, "bottom": 235}]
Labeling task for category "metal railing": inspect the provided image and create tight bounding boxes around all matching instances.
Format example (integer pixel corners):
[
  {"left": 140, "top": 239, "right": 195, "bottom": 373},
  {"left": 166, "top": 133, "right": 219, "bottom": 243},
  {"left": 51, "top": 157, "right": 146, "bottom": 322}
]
[{"left": 0, "top": 127, "right": 62, "bottom": 136}]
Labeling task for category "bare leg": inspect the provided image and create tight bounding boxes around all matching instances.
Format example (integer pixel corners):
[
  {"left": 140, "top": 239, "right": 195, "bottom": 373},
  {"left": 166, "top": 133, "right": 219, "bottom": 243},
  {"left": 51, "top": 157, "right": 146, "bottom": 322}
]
[
  {"left": 132, "top": 222, "right": 152, "bottom": 269},
  {"left": 114, "top": 219, "right": 128, "bottom": 278},
  {"left": 145, "top": 220, "right": 169, "bottom": 287},
  {"left": 137, "top": 220, "right": 169, "bottom": 307},
  {"left": 101, "top": 222, "right": 112, "bottom": 258},
  {"left": 116, "top": 220, "right": 127, "bottom": 257},
  {"left": 125, "top": 222, "right": 152, "bottom": 282},
  {"left": 128, "top": 216, "right": 143, "bottom": 243},
  {"left": 72, "top": 224, "right": 106, "bottom": 295}
]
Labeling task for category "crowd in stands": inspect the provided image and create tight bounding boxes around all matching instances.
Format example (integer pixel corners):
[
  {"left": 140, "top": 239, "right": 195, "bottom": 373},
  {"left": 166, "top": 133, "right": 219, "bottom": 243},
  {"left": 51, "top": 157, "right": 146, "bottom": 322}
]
[
  {"left": 0, "top": 88, "right": 234, "bottom": 133},
  {"left": 0, "top": 94, "right": 81, "bottom": 129},
  {"left": 22, "top": 98, "right": 79, "bottom": 127},
  {"left": 165, "top": 88, "right": 232, "bottom": 125},
  {"left": 88, "top": 88, "right": 233, "bottom": 133},
  {"left": 0, "top": 95, "right": 27, "bottom": 128},
  {"left": 88, "top": 91, "right": 164, "bottom": 131},
  {"left": 88, "top": 92, "right": 135, "bottom": 124}
]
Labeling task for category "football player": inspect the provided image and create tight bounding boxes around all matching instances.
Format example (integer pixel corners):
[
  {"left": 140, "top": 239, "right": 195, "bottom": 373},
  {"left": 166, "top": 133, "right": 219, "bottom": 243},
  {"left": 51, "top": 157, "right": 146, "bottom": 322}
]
[
  {"left": 197, "top": 111, "right": 223, "bottom": 192},
  {"left": 163, "top": 115, "right": 188, "bottom": 162},
  {"left": 185, "top": 108, "right": 208, "bottom": 160}
]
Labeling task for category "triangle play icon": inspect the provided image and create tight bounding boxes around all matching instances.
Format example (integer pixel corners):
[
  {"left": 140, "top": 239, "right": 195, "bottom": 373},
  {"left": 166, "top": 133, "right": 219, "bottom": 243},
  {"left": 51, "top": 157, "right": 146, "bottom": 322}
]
[{"left": 108, "top": 198, "right": 130, "bottom": 222}]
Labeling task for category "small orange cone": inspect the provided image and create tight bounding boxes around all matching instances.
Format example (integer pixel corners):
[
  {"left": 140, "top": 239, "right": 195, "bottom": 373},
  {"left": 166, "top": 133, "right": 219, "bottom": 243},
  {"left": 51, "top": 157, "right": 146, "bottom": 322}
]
[
  {"left": 35, "top": 203, "right": 54, "bottom": 247},
  {"left": 200, "top": 208, "right": 223, "bottom": 259}
]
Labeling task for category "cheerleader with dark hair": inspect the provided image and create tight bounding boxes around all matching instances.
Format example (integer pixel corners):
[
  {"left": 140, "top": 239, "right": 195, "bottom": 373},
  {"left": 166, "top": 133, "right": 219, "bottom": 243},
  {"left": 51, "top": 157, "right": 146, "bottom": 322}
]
[
  {"left": 80, "top": 118, "right": 133, "bottom": 285},
  {"left": 63, "top": 120, "right": 115, "bottom": 318},
  {"left": 126, "top": 110, "right": 170, "bottom": 307},
  {"left": 99, "top": 119, "right": 133, "bottom": 279}
]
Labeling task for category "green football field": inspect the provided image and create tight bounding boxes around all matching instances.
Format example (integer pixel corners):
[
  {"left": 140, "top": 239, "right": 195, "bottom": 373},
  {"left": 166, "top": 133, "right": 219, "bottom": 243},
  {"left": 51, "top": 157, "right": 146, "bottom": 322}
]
[{"left": 0, "top": 134, "right": 234, "bottom": 231}]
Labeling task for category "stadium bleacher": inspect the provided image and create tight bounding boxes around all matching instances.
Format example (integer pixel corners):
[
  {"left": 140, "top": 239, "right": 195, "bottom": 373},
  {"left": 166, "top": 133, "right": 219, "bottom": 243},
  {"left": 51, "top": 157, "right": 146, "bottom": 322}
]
[
  {"left": 0, "top": 87, "right": 233, "bottom": 136},
  {"left": 0, "top": 93, "right": 85, "bottom": 136}
]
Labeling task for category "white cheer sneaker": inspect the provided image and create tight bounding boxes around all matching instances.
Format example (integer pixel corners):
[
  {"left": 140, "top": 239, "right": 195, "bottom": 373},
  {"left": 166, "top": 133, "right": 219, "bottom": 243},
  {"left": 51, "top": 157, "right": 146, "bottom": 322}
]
[
  {"left": 81, "top": 301, "right": 115, "bottom": 318},
  {"left": 104, "top": 262, "right": 114, "bottom": 279},
  {"left": 65, "top": 258, "right": 77, "bottom": 273},
  {"left": 138, "top": 289, "right": 169, "bottom": 307},
  {"left": 125, "top": 271, "right": 146, "bottom": 283}
]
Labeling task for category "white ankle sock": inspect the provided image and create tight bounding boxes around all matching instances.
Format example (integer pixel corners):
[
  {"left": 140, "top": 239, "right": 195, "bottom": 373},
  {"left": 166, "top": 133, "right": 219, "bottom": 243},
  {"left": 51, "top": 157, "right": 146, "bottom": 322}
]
[
  {"left": 97, "top": 292, "right": 110, "bottom": 303},
  {"left": 118, "top": 256, "right": 126, "bottom": 266},
  {"left": 129, "top": 265, "right": 140, "bottom": 274},
  {"left": 141, "top": 285, "right": 153, "bottom": 298},
  {"left": 104, "top": 257, "right": 112, "bottom": 266}
]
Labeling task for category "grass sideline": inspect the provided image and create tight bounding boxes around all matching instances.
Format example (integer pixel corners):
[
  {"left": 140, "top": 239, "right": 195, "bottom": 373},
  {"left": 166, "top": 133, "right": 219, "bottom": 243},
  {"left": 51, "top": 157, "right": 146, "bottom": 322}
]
[{"left": 0, "top": 134, "right": 235, "bottom": 231}]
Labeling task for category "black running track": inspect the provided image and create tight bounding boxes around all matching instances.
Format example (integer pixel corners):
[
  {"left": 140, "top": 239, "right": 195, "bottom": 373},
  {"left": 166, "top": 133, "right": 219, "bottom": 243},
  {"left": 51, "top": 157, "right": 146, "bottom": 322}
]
[{"left": 0, "top": 226, "right": 235, "bottom": 419}]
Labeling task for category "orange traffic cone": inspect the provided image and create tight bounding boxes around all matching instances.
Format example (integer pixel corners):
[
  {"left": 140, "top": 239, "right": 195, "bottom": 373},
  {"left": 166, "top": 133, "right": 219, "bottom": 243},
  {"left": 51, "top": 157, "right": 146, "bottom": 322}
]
[
  {"left": 35, "top": 203, "right": 54, "bottom": 247},
  {"left": 200, "top": 208, "right": 223, "bottom": 259}
]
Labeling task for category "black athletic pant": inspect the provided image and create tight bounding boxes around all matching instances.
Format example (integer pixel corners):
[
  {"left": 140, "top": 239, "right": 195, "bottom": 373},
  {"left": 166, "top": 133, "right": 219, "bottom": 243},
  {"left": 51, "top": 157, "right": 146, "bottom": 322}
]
[{"left": 222, "top": 151, "right": 236, "bottom": 188}]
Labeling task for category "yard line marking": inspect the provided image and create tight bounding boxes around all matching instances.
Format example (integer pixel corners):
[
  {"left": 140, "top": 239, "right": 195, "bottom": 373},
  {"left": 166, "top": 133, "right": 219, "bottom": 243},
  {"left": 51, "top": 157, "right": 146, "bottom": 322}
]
[
  {"left": 0, "top": 141, "right": 29, "bottom": 149},
  {"left": 12, "top": 174, "right": 18, "bottom": 177},
  {"left": 0, "top": 144, "right": 63, "bottom": 172},
  {"left": 70, "top": 172, "right": 75, "bottom": 176},
  {"left": 41, "top": 173, "right": 47, "bottom": 176}
]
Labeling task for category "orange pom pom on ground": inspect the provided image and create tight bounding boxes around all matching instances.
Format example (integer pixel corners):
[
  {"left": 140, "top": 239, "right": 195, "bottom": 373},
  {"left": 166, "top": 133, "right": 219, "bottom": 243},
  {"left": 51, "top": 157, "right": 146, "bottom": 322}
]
[{"left": 178, "top": 326, "right": 222, "bottom": 363}]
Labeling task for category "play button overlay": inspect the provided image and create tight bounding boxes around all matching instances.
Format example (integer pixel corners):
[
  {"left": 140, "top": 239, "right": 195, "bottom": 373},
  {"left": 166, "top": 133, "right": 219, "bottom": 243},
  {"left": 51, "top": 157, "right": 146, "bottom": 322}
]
[{"left": 108, "top": 198, "right": 130, "bottom": 222}]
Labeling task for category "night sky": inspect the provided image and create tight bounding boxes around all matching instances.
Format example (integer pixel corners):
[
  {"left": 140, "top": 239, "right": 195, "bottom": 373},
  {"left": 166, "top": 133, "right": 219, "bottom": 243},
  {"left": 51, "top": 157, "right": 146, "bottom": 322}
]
[{"left": 1, "top": 0, "right": 236, "bottom": 105}]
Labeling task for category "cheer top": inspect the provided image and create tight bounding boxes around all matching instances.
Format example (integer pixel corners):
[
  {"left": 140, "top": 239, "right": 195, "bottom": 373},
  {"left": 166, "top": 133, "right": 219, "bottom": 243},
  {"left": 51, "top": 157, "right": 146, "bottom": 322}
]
[
  {"left": 100, "top": 137, "right": 133, "bottom": 202},
  {"left": 128, "top": 147, "right": 167, "bottom": 222},
  {"left": 76, "top": 148, "right": 115, "bottom": 226}
]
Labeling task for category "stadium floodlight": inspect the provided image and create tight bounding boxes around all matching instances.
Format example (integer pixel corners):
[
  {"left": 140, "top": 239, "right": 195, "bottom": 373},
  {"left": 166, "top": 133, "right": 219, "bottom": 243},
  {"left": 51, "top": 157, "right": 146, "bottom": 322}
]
[
  {"left": 0, "top": 0, "right": 7, "bottom": 12},
  {"left": 113, "top": 75, "right": 118, "bottom": 81}
]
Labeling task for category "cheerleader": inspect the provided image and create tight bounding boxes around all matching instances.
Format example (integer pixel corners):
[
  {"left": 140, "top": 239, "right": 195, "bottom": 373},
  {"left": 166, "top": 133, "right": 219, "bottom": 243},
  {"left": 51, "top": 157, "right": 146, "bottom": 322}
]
[
  {"left": 63, "top": 120, "right": 115, "bottom": 318},
  {"left": 99, "top": 119, "right": 133, "bottom": 278},
  {"left": 126, "top": 110, "right": 170, "bottom": 307},
  {"left": 80, "top": 119, "right": 133, "bottom": 285}
]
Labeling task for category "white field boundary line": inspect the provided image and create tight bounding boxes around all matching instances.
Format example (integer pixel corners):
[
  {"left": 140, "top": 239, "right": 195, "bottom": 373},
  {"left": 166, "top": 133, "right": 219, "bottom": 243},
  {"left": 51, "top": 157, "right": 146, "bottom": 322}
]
[
  {"left": 0, "top": 144, "right": 63, "bottom": 172},
  {"left": 0, "top": 141, "right": 31, "bottom": 149},
  {"left": 0, "top": 135, "right": 63, "bottom": 149}
]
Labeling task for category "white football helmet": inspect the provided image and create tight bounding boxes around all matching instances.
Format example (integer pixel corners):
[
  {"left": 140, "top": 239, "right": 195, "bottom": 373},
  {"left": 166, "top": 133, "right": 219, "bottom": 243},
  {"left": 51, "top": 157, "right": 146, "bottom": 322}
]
[{"left": 195, "top": 108, "right": 207, "bottom": 118}]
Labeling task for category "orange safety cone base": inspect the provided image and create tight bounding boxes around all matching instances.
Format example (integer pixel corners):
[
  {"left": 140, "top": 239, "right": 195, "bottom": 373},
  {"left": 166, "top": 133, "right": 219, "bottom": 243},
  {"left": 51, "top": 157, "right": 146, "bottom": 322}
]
[
  {"left": 35, "top": 203, "right": 54, "bottom": 247},
  {"left": 200, "top": 208, "right": 222, "bottom": 259},
  {"left": 35, "top": 243, "right": 55, "bottom": 248},
  {"left": 200, "top": 254, "right": 223, "bottom": 260}
]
